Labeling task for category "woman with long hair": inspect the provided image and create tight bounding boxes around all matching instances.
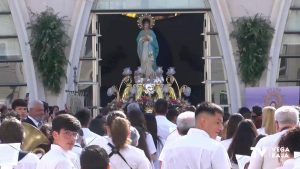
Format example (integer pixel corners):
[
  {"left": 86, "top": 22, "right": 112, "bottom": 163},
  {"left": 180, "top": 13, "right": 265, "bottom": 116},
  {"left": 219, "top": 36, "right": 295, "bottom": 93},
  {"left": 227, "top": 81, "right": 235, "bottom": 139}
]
[
  {"left": 104, "top": 111, "right": 151, "bottom": 169},
  {"left": 227, "top": 119, "right": 258, "bottom": 168},
  {"left": 221, "top": 113, "right": 244, "bottom": 150},
  {"left": 127, "top": 109, "right": 156, "bottom": 162},
  {"left": 257, "top": 106, "right": 276, "bottom": 135}
]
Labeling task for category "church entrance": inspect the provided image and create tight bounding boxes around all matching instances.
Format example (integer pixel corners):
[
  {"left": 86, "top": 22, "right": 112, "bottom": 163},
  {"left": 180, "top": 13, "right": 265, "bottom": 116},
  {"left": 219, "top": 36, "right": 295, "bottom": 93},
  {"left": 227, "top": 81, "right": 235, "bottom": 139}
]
[{"left": 98, "top": 13, "right": 205, "bottom": 107}]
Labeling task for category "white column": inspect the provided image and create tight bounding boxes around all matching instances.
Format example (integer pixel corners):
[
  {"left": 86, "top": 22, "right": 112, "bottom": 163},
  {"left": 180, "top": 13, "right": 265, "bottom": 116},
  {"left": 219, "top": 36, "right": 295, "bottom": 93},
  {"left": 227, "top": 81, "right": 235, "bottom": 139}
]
[
  {"left": 8, "top": 0, "right": 40, "bottom": 101},
  {"left": 266, "top": 0, "right": 292, "bottom": 87},
  {"left": 209, "top": 0, "right": 242, "bottom": 112},
  {"left": 58, "top": 0, "right": 95, "bottom": 109}
]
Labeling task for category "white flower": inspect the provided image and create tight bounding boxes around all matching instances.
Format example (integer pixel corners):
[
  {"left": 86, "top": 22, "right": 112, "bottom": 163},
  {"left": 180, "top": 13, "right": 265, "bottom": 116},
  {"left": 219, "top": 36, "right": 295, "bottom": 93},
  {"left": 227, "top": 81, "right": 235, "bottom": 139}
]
[
  {"left": 167, "top": 67, "right": 176, "bottom": 76},
  {"left": 183, "top": 87, "right": 191, "bottom": 97},
  {"left": 122, "top": 67, "right": 132, "bottom": 76}
]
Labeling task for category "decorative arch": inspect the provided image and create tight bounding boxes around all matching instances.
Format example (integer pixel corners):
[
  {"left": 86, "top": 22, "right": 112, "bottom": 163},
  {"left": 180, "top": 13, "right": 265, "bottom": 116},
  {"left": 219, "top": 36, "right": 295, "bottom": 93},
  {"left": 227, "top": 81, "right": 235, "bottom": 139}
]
[
  {"left": 8, "top": 0, "right": 40, "bottom": 101},
  {"left": 58, "top": 0, "right": 95, "bottom": 109},
  {"left": 209, "top": 0, "right": 242, "bottom": 112}
]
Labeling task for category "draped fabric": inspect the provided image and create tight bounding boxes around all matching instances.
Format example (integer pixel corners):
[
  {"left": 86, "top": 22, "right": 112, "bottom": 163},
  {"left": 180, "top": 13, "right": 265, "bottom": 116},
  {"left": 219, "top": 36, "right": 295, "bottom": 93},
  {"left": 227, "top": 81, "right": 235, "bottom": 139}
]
[{"left": 137, "top": 29, "right": 159, "bottom": 77}]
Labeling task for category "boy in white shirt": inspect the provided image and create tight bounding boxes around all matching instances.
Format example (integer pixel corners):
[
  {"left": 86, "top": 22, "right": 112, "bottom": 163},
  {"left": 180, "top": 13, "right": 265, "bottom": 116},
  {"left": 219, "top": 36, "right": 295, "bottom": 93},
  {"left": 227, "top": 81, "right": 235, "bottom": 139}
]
[{"left": 37, "top": 114, "right": 82, "bottom": 169}]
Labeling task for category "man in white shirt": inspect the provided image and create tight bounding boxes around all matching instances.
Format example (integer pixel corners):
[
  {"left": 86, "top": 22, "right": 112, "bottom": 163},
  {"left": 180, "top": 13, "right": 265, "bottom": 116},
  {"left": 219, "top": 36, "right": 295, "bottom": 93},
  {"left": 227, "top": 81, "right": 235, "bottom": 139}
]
[
  {"left": 154, "top": 99, "right": 176, "bottom": 169},
  {"left": 37, "top": 114, "right": 82, "bottom": 169},
  {"left": 75, "top": 108, "right": 106, "bottom": 146},
  {"left": 23, "top": 100, "right": 44, "bottom": 128},
  {"left": 160, "top": 102, "right": 231, "bottom": 169},
  {"left": 155, "top": 99, "right": 176, "bottom": 145},
  {"left": 0, "top": 117, "right": 39, "bottom": 169},
  {"left": 248, "top": 106, "right": 299, "bottom": 169},
  {"left": 159, "top": 111, "right": 195, "bottom": 164}
]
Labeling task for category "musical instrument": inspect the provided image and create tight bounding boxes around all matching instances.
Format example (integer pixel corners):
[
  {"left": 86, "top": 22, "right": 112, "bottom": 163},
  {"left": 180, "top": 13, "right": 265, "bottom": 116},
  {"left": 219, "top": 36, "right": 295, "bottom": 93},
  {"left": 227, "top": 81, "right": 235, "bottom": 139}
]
[{"left": 21, "top": 123, "right": 50, "bottom": 155}]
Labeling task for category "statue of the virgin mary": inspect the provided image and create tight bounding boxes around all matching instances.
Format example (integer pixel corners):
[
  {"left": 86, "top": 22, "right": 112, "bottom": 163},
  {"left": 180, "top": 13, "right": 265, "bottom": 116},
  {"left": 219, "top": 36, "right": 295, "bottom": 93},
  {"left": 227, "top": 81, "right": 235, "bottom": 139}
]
[{"left": 137, "top": 14, "right": 159, "bottom": 78}]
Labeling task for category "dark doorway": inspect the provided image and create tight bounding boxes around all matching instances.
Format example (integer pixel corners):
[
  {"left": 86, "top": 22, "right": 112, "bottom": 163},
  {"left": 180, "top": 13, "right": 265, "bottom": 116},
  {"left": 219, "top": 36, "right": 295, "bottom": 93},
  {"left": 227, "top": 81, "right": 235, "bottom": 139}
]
[{"left": 99, "top": 13, "right": 205, "bottom": 106}]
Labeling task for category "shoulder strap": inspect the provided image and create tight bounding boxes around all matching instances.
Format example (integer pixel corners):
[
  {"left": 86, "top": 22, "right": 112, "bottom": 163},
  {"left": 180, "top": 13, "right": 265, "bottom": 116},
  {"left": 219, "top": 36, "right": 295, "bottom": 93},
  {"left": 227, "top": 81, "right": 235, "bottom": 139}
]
[
  {"left": 18, "top": 151, "right": 28, "bottom": 161},
  {"left": 107, "top": 143, "right": 133, "bottom": 169}
]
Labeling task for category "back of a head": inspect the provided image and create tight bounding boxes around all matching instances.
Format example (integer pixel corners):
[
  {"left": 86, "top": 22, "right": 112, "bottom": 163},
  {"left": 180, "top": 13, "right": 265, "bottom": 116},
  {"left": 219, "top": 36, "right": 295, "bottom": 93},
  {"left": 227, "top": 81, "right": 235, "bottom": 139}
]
[
  {"left": 195, "top": 102, "right": 224, "bottom": 118},
  {"left": 154, "top": 99, "right": 168, "bottom": 115},
  {"left": 42, "top": 101, "right": 49, "bottom": 113},
  {"left": 75, "top": 108, "right": 92, "bottom": 127},
  {"left": 238, "top": 107, "right": 252, "bottom": 119},
  {"left": 0, "top": 117, "right": 24, "bottom": 143},
  {"left": 278, "top": 127, "right": 300, "bottom": 158},
  {"left": 106, "top": 111, "right": 127, "bottom": 128},
  {"left": 166, "top": 108, "right": 179, "bottom": 123},
  {"left": 28, "top": 100, "right": 43, "bottom": 109},
  {"left": 275, "top": 106, "right": 299, "bottom": 126},
  {"left": 262, "top": 106, "right": 276, "bottom": 135},
  {"left": 12, "top": 99, "right": 27, "bottom": 110},
  {"left": 110, "top": 117, "right": 131, "bottom": 150},
  {"left": 28, "top": 100, "right": 44, "bottom": 117},
  {"left": 127, "top": 103, "right": 141, "bottom": 113},
  {"left": 127, "top": 109, "right": 145, "bottom": 128},
  {"left": 228, "top": 119, "right": 258, "bottom": 163},
  {"left": 81, "top": 145, "right": 109, "bottom": 169},
  {"left": 252, "top": 106, "right": 262, "bottom": 116},
  {"left": 52, "top": 114, "right": 81, "bottom": 133},
  {"left": 89, "top": 117, "right": 106, "bottom": 136},
  {"left": 176, "top": 111, "right": 195, "bottom": 135},
  {"left": 226, "top": 113, "right": 244, "bottom": 139},
  {"left": 144, "top": 113, "right": 159, "bottom": 147}
]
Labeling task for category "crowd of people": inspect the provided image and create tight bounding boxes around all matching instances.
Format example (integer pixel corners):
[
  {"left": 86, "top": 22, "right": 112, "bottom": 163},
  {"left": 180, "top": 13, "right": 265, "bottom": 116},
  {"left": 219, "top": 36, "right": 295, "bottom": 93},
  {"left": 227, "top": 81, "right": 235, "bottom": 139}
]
[{"left": 0, "top": 98, "right": 300, "bottom": 169}]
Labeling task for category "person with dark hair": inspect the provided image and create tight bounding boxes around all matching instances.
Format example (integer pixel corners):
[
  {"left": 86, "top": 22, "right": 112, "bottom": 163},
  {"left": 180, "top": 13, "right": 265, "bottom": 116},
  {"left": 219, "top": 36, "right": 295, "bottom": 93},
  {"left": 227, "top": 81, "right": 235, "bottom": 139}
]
[
  {"left": 37, "top": 114, "right": 81, "bottom": 169},
  {"left": 144, "top": 113, "right": 159, "bottom": 146},
  {"left": 249, "top": 106, "right": 299, "bottom": 169},
  {"left": 252, "top": 106, "right": 263, "bottom": 129},
  {"left": 238, "top": 107, "right": 252, "bottom": 119},
  {"left": 52, "top": 105, "right": 59, "bottom": 115},
  {"left": 0, "top": 117, "right": 39, "bottom": 169},
  {"left": 75, "top": 108, "right": 105, "bottom": 145},
  {"left": 127, "top": 109, "right": 156, "bottom": 163},
  {"left": 166, "top": 108, "right": 179, "bottom": 124},
  {"left": 277, "top": 127, "right": 300, "bottom": 169},
  {"left": 221, "top": 113, "right": 244, "bottom": 150},
  {"left": 80, "top": 145, "right": 110, "bottom": 169},
  {"left": 97, "top": 111, "right": 151, "bottom": 169},
  {"left": 89, "top": 115, "right": 107, "bottom": 136},
  {"left": 160, "top": 102, "right": 231, "bottom": 169},
  {"left": 42, "top": 101, "right": 51, "bottom": 123},
  {"left": 227, "top": 119, "right": 258, "bottom": 168},
  {"left": 154, "top": 99, "right": 176, "bottom": 168},
  {"left": 11, "top": 99, "right": 28, "bottom": 120},
  {"left": 0, "top": 104, "right": 8, "bottom": 121},
  {"left": 154, "top": 99, "right": 176, "bottom": 143}
]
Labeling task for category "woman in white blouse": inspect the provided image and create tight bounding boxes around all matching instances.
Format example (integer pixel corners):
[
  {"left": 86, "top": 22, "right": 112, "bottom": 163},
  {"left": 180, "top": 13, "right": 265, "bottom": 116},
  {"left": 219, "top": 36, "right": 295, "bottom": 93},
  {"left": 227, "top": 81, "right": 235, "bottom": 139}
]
[
  {"left": 127, "top": 109, "right": 157, "bottom": 162},
  {"left": 221, "top": 113, "right": 244, "bottom": 150},
  {"left": 103, "top": 111, "right": 151, "bottom": 169},
  {"left": 257, "top": 106, "right": 276, "bottom": 135}
]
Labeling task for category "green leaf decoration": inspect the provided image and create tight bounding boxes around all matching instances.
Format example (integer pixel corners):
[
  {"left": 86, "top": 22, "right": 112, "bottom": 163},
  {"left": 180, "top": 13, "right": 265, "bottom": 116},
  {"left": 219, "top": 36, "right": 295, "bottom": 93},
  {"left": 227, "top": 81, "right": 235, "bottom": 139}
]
[
  {"left": 231, "top": 14, "right": 274, "bottom": 86},
  {"left": 28, "top": 8, "right": 69, "bottom": 94}
]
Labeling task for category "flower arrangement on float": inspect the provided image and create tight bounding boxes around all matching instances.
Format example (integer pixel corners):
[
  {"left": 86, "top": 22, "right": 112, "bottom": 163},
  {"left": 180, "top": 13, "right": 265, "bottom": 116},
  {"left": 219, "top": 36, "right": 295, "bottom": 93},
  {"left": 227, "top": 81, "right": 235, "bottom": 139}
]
[{"left": 107, "top": 67, "right": 192, "bottom": 113}]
